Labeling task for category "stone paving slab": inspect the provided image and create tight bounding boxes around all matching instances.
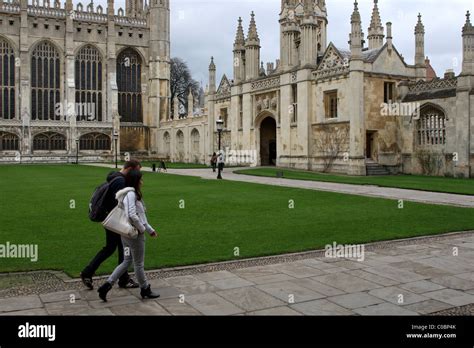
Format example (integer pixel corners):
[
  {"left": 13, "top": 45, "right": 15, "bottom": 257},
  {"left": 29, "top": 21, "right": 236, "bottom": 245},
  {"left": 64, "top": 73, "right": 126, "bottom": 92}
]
[
  {"left": 404, "top": 300, "right": 455, "bottom": 315},
  {"left": 311, "top": 273, "right": 382, "bottom": 293},
  {"left": 156, "top": 298, "right": 201, "bottom": 316},
  {"left": 1, "top": 308, "right": 48, "bottom": 316},
  {"left": 423, "top": 289, "right": 474, "bottom": 307},
  {"left": 256, "top": 281, "right": 326, "bottom": 303},
  {"left": 208, "top": 276, "right": 255, "bottom": 290},
  {"left": 184, "top": 293, "right": 244, "bottom": 316},
  {"left": 354, "top": 303, "right": 419, "bottom": 316},
  {"left": 368, "top": 287, "right": 428, "bottom": 305},
  {"left": 290, "top": 299, "right": 354, "bottom": 316},
  {"left": 40, "top": 290, "right": 81, "bottom": 304},
  {"left": 247, "top": 306, "right": 303, "bottom": 316},
  {"left": 0, "top": 295, "right": 43, "bottom": 313},
  {"left": 292, "top": 278, "right": 346, "bottom": 297},
  {"left": 399, "top": 280, "right": 446, "bottom": 294},
  {"left": 327, "top": 292, "right": 385, "bottom": 309},
  {"left": 216, "top": 287, "right": 286, "bottom": 312},
  {"left": 108, "top": 302, "right": 170, "bottom": 316}
]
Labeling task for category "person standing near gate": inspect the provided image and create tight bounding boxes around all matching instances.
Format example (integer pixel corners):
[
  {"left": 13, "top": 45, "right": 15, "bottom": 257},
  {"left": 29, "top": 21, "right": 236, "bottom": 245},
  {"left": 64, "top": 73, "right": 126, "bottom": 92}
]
[
  {"left": 217, "top": 150, "right": 225, "bottom": 179},
  {"left": 211, "top": 152, "right": 218, "bottom": 173}
]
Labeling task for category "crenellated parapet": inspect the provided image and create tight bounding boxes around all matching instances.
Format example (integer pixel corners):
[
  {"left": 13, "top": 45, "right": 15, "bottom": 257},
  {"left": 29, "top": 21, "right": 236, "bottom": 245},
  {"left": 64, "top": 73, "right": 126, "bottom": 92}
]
[{"left": 0, "top": 0, "right": 148, "bottom": 28}]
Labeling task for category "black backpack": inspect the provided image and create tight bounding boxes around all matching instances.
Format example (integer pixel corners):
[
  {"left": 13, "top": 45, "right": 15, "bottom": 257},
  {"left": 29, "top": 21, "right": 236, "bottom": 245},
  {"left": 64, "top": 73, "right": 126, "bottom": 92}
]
[{"left": 89, "top": 177, "right": 121, "bottom": 222}]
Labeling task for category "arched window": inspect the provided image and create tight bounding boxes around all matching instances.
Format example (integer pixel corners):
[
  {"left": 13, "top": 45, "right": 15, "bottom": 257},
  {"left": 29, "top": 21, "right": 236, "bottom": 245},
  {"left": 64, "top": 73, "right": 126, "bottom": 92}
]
[
  {"left": 191, "top": 129, "right": 200, "bottom": 154},
  {"left": 31, "top": 41, "right": 61, "bottom": 121},
  {"left": 176, "top": 130, "right": 184, "bottom": 158},
  {"left": 417, "top": 105, "right": 447, "bottom": 146},
  {"left": 117, "top": 48, "right": 142, "bottom": 123},
  {"left": 0, "top": 38, "right": 16, "bottom": 120},
  {"left": 33, "top": 132, "right": 66, "bottom": 151},
  {"left": 0, "top": 132, "right": 19, "bottom": 151},
  {"left": 79, "top": 133, "right": 111, "bottom": 151},
  {"left": 75, "top": 45, "right": 103, "bottom": 122},
  {"left": 163, "top": 131, "right": 170, "bottom": 155}
]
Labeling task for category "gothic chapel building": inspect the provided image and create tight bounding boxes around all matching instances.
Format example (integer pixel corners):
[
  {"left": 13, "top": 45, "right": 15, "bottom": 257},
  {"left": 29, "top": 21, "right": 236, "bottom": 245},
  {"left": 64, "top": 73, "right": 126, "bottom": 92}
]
[{"left": 0, "top": 0, "right": 170, "bottom": 162}]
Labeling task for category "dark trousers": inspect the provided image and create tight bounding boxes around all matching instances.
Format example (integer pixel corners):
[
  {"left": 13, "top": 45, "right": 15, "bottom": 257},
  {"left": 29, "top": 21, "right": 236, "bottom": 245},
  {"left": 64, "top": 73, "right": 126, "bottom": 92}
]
[
  {"left": 82, "top": 229, "right": 130, "bottom": 284},
  {"left": 211, "top": 163, "right": 217, "bottom": 172}
]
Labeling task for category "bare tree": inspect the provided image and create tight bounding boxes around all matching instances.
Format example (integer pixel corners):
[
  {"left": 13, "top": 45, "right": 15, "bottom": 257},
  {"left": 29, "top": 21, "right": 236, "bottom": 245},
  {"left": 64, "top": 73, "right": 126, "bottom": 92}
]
[
  {"left": 170, "top": 57, "right": 200, "bottom": 118},
  {"left": 314, "top": 125, "right": 349, "bottom": 173}
]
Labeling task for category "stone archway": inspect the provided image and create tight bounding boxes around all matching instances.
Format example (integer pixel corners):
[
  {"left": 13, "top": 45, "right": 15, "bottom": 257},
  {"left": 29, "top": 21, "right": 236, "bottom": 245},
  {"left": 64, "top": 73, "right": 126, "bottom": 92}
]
[{"left": 260, "top": 117, "right": 277, "bottom": 166}]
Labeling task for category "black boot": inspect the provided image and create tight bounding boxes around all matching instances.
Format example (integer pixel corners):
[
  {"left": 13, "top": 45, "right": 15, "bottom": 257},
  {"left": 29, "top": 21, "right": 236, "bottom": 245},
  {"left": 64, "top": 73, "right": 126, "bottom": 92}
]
[
  {"left": 98, "top": 282, "right": 112, "bottom": 302},
  {"left": 80, "top": 272, "right": 93, "bottom": 290},
  {"left": 140, "top": 285, "right": 160, "bottom": 299}
]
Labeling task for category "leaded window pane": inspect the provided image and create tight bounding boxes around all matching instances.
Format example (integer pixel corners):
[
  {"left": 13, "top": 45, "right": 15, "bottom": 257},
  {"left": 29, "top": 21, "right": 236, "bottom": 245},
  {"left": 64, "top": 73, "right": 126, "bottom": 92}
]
[
  {"left": 75, "top": 45, "right": 103, "bottom": 122},
  {"left": 0, "top": 39, "right": 15, "bottom": 119},
  {"left": 117, "top": 48, "right": 143, "bottom": 123},
  {"left": 31, "top": 42, "right": 60, "bottom": 121}
]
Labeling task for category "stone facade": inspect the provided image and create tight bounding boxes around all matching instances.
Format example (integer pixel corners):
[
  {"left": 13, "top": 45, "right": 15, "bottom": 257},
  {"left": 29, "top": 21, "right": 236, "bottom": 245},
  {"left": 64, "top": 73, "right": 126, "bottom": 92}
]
[
  {"left": 161, "top": 0, "right": 473, "bottom": 177},
  {"left": 0, "top": 0, "right": 170, "bottom": 163}
]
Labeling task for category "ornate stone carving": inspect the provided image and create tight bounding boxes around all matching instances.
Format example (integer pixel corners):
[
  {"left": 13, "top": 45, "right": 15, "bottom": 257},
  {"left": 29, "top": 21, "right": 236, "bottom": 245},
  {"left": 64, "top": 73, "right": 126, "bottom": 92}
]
[
  {"left": 216, "top": 75, "right": 231, "bottom": 100},
  {"left": 254, "top": 91, "right": 278, "bottom": 115},
  {"left": 408, "top": 78, "right": 458, "bottom": 93},
  {"left": 251, "top": 76, "right": 280, "bottom": 92}
]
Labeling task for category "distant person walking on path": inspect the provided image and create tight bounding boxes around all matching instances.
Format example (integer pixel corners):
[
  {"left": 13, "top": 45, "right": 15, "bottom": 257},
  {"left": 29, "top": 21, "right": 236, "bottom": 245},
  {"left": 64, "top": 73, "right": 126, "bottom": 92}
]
[
  {"left": 81, "top": 160, "right": 142, "bottom": 290},
  {"left": 211, "top": 152, "right": 218, "bottom": 172},
  {"left": 98, "top": 170, "right": 160, "bottom": 301}
]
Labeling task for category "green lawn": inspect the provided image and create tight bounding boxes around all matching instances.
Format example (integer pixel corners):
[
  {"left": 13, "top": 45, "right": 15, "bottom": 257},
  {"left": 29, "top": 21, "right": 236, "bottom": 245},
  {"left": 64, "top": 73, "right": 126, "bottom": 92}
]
[
  {"left": 235, "top": 168, "right": 474, "bottom": 196},
  {"left": 0, "top": 165, "right": 473, "bottom": 277}
]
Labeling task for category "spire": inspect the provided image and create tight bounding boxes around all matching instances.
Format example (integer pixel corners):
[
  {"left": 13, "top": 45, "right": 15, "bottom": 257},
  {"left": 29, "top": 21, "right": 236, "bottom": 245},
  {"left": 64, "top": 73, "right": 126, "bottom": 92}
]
[
  {"left": 208, "top": 57, "right": 216, "bottom": 93},
  {"left": 415, "top": 14, "right": 425, "bottom": 67},
  {"left": 463, "top": 10, "right": 474, "bottom": 34},
  {"left": 187, "top": 89, "right": 194, "bottom": 118},
  {"left": 350, "top": 1, "right": 363, "bottom": 58},
  {"left": 303, "top": 0, "right": 314, "bottom": 16},
  {"left": 209, "top": 56, "right": 216, "bottom": 71},
  {"left": 369, "top": 0, "right": 382, "bottom": 29},
  {"left": 351, "top": 0, "right": 361, "bottom": 24},
  {"left": 247, "top": 11, "right": 260, "bottom": 43},
  {"left": 259, "top": 61, "right": 266, "bottom": 76},
  {"left": 367, "top": 0, "right": 384, "bottom": 49},
  {"left": 234, "top": 17, "right": 246, "bottom": 47},
  {"left": 462, "top": 11, "right": 474, "bottom": 75},
  {"left": 415, "top": 13, "right": 425, "bottom": 35}
]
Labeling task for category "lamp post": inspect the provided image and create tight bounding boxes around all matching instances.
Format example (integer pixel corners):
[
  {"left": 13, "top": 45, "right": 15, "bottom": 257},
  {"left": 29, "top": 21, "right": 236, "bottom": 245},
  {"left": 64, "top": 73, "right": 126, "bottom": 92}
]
[
  {"left": 75, "top": 139, "right": 79, "bottom": 165},
  {"left": 113, "top": 131, "right": 119, "bottom": 169},
  {"left": 216, "top": 118, "right": 224, "bottom": 180}
]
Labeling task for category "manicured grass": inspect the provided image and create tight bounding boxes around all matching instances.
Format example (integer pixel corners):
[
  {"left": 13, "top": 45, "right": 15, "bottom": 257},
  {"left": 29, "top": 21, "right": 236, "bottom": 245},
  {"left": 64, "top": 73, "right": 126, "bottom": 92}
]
[
  {"left": 235, "top": 168, "right": 474, "bottom": 196},
  {"left": 0, "top": 165, "right": 473, "bottom": 277}
]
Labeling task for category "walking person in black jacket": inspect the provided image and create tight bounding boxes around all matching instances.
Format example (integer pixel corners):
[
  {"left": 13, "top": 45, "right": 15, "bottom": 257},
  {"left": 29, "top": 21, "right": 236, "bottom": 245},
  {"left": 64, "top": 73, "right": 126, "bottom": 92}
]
[{"left": 80, "top": 160, "right": 142, "bottom": 290}]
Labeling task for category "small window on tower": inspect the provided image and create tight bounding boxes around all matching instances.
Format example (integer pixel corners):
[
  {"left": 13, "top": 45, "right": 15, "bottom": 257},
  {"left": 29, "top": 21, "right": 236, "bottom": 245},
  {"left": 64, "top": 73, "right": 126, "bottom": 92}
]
[
  {"left": 291, "top": 84, "right": 298, "bottom": 124},
  {"left": 220, "top": 108, "right": 228, "bottom": 129},
  {"left": 384, "top": 82, "right": 395, "bottom": 104},
  {"left": 324, "top": 90, "right": 338, "bottom": 119}
]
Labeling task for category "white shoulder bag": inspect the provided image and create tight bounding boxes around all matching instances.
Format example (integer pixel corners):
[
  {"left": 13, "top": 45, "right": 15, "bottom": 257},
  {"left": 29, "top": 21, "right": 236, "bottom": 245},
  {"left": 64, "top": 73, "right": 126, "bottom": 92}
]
[{"left": 102, "top": 191, "right": 138, "bottom": 240}]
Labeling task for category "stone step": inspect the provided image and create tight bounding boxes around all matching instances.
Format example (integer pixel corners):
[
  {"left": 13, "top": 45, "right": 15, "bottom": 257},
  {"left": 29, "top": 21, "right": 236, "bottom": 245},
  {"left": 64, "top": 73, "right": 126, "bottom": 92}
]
[{"left": 366, "top": 163, "right": 390, "bottom": 176}]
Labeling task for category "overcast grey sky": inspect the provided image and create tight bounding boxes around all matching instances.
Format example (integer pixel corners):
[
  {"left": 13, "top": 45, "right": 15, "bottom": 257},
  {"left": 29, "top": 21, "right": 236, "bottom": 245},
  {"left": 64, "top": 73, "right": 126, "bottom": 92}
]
[{"left": 168, "top": 0, "right": 472, "bottom": 86}]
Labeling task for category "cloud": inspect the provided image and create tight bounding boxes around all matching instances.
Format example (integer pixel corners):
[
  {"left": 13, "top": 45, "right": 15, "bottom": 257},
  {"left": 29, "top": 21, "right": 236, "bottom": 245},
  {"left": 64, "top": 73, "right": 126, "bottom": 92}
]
[{"left": 170, "top": 0, "right": 471, "bottom": 84}]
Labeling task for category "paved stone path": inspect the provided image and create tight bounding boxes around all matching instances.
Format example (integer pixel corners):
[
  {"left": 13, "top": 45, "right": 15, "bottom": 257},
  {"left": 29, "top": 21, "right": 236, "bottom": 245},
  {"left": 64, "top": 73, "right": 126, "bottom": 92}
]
[
  {"left": 85, "top": 164, "right": 474, "bottom": 208},
  {"left": 1, "top": 232, "right": 474, "bottom": 316}
]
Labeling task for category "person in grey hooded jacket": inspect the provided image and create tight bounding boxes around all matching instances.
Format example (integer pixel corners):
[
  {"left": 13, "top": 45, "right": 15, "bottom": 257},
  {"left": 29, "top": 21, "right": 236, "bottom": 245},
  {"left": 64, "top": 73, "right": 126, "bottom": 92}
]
[{"left": 98, "top": 170, "right": 160, "bottom": 301}]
